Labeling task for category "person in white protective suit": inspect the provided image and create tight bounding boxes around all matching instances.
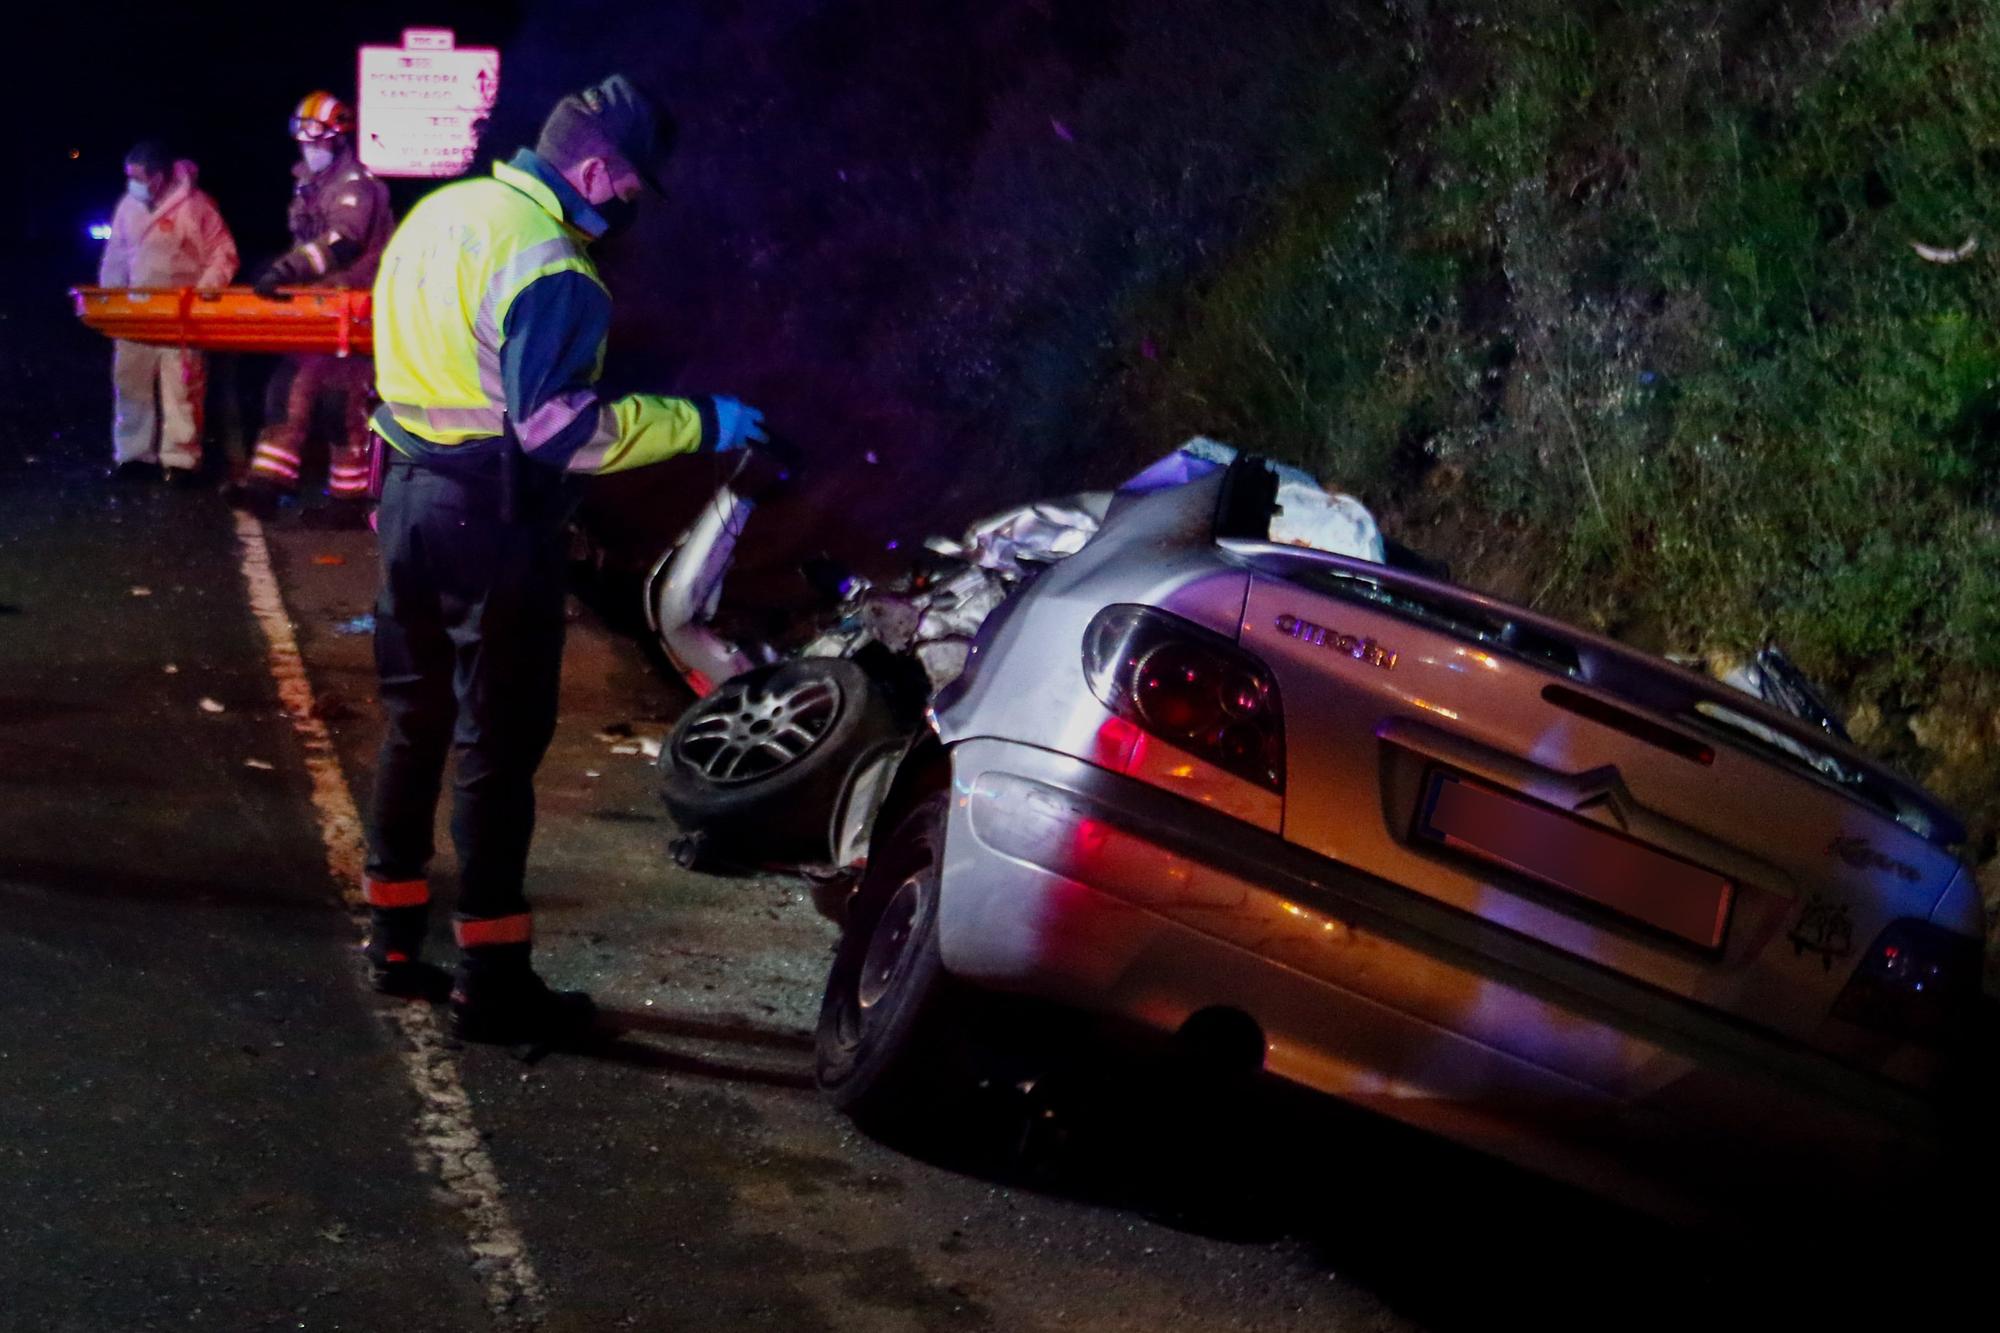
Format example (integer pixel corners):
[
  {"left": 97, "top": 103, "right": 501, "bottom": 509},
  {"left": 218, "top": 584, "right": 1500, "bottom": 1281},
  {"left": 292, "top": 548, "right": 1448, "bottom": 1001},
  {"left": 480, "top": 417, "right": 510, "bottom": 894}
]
[{"left": 97, "top": 140, "right": 239, "bottom": 484}]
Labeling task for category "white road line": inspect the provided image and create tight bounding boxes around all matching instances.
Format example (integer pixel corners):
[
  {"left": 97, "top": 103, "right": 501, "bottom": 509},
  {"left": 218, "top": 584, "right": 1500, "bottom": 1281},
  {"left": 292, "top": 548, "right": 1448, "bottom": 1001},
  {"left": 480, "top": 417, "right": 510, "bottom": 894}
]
[{"left": 232, "top": 509, "right": 548, "bottom": 1328}]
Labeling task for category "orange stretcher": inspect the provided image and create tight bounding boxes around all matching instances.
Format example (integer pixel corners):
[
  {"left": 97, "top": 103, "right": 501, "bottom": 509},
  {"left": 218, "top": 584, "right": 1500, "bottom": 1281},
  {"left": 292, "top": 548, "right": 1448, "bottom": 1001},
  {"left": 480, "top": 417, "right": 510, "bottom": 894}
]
[{"left": 69, "top": 285, "right": 373, "bottom": 357}]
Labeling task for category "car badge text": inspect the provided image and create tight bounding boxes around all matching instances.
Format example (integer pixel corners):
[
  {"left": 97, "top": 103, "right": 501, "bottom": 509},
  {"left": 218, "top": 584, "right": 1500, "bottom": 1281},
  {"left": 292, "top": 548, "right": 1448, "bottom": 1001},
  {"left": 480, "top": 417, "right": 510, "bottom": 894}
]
[{"left": 1275, "top": 614, "right": 1398, "bottom": 669}]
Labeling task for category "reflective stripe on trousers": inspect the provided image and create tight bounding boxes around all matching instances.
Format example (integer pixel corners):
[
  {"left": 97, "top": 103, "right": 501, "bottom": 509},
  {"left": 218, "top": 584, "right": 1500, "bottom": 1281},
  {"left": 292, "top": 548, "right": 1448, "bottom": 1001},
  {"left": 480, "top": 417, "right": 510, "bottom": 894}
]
[
  {"left": 250, "top": 441, "right": 302, "bottom": 484},
  {"left": 455, "top": 914, "right": 533, "bottom": 948},
  {"left": 256, "top": 354, "right": 375, "bottom": 492}
]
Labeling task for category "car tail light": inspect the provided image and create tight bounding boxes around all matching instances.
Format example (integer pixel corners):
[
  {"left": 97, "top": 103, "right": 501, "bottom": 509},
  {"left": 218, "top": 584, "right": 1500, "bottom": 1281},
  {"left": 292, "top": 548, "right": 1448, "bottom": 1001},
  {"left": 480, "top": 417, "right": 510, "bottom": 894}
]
[
  {"left": 1832, "top": 918, "right": 1981, "bottom": 1047},
  {"left": 1083, "top": 605, "right": 1284, "bottom": 792}
]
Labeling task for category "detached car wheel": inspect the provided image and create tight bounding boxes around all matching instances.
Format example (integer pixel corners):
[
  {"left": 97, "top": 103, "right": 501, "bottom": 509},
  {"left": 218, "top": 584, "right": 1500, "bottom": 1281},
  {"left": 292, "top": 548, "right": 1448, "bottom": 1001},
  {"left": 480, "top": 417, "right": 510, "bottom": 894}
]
[
  {"left": 658, "top": 659, "right": 899, "bottom": 862},
  {"left": 816, "top": 793, "right": 960, "bottom": 1126}
]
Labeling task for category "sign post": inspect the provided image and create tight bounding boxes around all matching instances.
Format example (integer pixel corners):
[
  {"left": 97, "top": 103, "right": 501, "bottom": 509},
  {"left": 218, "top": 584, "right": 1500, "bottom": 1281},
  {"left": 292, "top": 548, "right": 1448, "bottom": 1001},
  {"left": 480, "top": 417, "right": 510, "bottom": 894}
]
[{"left": 357, "top": 28, "right": 500, "bottom": 178}]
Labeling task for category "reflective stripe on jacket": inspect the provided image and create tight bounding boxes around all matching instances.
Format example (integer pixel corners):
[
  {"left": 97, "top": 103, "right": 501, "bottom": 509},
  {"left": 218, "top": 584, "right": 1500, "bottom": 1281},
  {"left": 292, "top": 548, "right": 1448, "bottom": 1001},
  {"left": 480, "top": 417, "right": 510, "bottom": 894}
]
[
  {"left": 369, "top": 149, "right": 712, "bottom": 475},
  {"left": 280, "top": 148, "right": 392, "bottom": 288}
]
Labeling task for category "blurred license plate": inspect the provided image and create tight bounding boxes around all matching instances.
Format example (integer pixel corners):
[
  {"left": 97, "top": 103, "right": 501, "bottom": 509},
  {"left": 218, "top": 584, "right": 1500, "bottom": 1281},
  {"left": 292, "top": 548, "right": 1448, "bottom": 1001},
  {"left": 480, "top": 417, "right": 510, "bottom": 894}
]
[{"left": 1419, "top": 771, "right": 1734, "bottom": 950}]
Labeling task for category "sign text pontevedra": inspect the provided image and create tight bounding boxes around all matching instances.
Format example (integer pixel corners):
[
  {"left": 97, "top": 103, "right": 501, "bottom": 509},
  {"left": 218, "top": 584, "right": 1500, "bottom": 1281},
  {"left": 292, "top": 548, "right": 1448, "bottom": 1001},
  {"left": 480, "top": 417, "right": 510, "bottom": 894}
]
[{"left": 357, "top": 28, "right": 500, "bottom": 179}]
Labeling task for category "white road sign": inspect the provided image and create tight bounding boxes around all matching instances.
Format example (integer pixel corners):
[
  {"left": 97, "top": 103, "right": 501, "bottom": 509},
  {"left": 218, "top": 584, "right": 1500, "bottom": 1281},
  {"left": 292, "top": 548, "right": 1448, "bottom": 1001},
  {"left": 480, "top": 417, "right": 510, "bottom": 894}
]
[{"left": 357, "top": 29, "right": 500, "bottom": 178}]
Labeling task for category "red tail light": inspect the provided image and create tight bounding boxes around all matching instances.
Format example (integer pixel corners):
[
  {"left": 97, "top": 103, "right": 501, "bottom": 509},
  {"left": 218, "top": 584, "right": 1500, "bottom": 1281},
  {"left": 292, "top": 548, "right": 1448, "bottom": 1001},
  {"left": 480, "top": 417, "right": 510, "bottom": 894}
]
[
  {"left": 1083, "top": 605, "right": 1285, "bottom": 792},
  {"left": 1833, "top": 919, "right": 1981, "bottom": 1048}
]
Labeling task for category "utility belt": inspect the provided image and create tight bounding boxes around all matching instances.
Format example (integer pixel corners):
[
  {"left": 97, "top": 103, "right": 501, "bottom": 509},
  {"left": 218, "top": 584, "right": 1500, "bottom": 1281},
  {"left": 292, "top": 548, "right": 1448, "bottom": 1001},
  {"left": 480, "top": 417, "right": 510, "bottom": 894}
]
[{"left": 380, "top": 423, "right": 577, "bottom": 524}]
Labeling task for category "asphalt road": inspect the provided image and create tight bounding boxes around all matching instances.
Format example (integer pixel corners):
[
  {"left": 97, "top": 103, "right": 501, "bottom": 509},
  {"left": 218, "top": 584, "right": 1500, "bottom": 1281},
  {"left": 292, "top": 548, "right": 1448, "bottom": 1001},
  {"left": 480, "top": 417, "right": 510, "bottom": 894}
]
[{"left": 0, "top": 319, "right": 1955, "bottom": 1330}]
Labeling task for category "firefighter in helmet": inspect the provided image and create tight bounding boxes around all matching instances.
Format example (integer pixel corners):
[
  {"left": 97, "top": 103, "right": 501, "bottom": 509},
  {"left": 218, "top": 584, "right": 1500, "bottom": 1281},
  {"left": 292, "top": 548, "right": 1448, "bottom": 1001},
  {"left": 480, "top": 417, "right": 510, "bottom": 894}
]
[{"left": 240, "top": 92, "right": 393, "bottom": 517}]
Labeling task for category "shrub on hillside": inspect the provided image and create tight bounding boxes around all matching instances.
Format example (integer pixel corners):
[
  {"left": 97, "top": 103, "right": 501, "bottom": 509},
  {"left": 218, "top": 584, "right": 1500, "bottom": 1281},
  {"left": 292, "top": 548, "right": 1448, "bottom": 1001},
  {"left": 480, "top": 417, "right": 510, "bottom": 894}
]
[{"left": 1124, "top": 0, "right": 2000, "bottom": 916}]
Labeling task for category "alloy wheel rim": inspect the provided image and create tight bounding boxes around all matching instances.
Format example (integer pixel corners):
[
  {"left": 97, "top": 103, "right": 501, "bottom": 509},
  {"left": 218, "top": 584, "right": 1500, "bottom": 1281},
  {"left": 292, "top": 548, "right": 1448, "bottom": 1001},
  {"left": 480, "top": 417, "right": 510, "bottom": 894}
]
[{"left": 674, "top": 672, "right": 842, "bottom": 784}]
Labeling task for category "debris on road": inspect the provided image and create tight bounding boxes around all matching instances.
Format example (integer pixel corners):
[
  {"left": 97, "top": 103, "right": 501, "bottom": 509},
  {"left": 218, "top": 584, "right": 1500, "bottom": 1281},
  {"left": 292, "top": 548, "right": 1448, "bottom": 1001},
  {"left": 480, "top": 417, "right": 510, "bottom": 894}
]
[
  {"left": 244, "top": 758, "right": 275, "bottom": 771},
  {"left": 331, "top": 613, "right": 376, "bottom": 636},
  {"left": 163, "top": 664, "right": 179, "bottom": 674},
  {"left": 198, "top": 697, "right": 226, "bottom": 713},
  {"left": 598, "top": 720, "right": 666, "bottom": 761},
  {"left": 130, "top": 586, "right": 152, "bottom": 597}
]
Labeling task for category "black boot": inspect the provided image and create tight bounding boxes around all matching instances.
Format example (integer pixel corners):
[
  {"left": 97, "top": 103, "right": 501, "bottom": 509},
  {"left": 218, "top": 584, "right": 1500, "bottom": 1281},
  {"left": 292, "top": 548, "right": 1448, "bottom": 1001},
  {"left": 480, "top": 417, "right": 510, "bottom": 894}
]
[
  {"left": 365, "top": 951, "right": 452, "bottom": 1001},
  {"left": 450, "top": 953, "right": 596, "bottom": 1048},
  {"left": 363, "top": 905, "right": 447, "bottom": 999}
]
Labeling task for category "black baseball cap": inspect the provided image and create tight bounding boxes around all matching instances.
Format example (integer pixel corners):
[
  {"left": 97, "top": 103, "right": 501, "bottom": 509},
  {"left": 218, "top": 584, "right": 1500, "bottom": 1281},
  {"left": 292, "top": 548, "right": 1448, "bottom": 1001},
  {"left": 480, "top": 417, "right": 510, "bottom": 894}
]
[{"left": 537, "top": 74, "right": 675, "bottom": 193}]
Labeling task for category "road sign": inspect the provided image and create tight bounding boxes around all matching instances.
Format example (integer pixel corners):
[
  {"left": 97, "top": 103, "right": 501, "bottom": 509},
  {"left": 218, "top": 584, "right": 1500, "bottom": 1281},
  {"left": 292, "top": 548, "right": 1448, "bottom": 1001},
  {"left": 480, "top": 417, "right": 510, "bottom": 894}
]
[{"left": 357, "top": 29, "right": 500, "bottom": 178}]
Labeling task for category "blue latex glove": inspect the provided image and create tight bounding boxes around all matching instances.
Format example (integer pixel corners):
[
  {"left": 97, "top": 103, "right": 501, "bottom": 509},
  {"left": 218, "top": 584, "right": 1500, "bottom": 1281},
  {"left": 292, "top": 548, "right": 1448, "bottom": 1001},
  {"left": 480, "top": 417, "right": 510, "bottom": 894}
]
[{"left": 711, "top": 397, "right": 768, "bottom": 453}]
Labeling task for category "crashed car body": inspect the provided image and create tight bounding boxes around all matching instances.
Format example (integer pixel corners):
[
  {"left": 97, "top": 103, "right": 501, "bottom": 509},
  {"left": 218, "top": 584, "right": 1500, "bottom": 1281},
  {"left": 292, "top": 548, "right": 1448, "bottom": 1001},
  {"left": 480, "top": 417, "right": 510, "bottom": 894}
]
[{"left": 668, "top": 449, "right": 1984, "bottom": 1217}]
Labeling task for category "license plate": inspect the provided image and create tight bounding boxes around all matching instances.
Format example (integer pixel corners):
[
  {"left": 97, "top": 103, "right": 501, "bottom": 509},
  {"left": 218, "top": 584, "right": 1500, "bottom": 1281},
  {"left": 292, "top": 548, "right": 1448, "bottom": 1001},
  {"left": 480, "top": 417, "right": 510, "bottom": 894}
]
[{"left": 1418, "top": 771, "right": 1734, "bottom": 950}]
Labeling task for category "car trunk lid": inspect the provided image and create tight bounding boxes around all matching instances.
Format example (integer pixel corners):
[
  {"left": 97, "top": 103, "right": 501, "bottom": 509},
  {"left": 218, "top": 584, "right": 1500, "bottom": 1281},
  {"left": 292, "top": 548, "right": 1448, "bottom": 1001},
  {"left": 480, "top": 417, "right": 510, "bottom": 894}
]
[{"left": 1221, "top": 543, "right": 1964, "bottom": 1094}]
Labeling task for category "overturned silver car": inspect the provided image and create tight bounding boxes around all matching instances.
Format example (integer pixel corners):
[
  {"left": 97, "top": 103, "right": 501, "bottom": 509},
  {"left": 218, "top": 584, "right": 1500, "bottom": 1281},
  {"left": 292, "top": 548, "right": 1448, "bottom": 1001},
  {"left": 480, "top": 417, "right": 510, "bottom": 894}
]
[{"left": 657, "top": 444, "right": 1985, "bottom": 1219}]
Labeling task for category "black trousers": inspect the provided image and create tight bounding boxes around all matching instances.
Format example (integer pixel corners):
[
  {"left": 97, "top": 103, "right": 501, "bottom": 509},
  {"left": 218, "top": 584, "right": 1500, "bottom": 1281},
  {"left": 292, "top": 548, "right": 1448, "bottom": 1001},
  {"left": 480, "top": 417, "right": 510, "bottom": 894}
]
[{"left": 365, "top": 454, "right": 574, "bottom": 926}]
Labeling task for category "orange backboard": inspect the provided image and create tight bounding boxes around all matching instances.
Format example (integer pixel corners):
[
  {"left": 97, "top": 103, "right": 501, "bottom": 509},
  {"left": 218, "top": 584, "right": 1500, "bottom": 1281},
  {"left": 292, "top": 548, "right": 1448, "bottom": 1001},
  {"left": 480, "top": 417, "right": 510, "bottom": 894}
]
[{"left": 71, "top": 286, "right": 373, "bottom": 356}]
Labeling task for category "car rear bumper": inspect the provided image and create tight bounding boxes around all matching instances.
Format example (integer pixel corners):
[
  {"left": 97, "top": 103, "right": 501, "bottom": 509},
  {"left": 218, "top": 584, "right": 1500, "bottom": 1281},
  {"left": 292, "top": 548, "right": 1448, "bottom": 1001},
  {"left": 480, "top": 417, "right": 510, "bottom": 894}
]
[{"left": 934, "top": 737, "right": 1947, "bottom": 1218}]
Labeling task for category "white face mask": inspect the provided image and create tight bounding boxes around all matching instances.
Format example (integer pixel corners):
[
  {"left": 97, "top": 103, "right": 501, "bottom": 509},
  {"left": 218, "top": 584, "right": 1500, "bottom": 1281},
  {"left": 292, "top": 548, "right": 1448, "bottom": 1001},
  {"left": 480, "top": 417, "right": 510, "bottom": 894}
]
[
  {"left": 301, "top": 144, "right": 336, "bottom": 174},
  {"left": 126, "top": 178, "right": 153, "bottom": 205}
]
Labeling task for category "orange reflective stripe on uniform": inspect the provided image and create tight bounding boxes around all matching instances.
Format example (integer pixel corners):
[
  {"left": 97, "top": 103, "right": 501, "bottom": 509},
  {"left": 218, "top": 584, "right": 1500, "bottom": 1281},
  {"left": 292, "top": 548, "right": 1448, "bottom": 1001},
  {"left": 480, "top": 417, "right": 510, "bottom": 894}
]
[
  {"left": 361, "top": 875, "right": 429, "bottom": 909},
  {"left": 455, "top": 913, "right": 533, "bottom": 947}
]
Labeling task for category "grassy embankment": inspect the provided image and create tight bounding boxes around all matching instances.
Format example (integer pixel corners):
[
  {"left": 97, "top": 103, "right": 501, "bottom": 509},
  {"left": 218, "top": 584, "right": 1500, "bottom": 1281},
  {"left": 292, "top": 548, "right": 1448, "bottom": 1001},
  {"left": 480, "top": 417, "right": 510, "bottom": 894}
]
[{"left": 1117, "top": 0, "right": 2000, "bottom": 943}]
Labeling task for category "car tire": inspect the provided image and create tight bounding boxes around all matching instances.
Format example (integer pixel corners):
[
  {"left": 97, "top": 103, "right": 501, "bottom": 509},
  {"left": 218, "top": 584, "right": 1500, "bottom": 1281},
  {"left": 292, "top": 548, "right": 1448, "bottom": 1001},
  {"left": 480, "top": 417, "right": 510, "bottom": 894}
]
[
  {"left": 658, "top": 658, "right": 900, "bottom": 861},
  {"left": 815, "top": 792, "right": 961, "bottom": 1127}
]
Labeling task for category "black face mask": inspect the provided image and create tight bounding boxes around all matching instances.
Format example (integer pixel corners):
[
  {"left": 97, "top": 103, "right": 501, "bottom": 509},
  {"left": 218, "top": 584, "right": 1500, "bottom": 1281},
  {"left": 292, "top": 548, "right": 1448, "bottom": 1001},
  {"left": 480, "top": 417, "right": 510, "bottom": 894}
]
[{"left": 594, "top": 195, "right": 639, "bottom": 239}]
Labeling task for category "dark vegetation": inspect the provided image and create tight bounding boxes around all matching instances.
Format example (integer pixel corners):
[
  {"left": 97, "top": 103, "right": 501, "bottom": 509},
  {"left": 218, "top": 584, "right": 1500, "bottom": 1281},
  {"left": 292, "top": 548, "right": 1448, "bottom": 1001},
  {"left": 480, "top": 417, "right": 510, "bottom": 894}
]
[
  {"left": 1110, "top": 0, "right": 2000, "bottom": 945},
  {"left": 1121, "top": 1, "right": 2000, "bottom": 859}
]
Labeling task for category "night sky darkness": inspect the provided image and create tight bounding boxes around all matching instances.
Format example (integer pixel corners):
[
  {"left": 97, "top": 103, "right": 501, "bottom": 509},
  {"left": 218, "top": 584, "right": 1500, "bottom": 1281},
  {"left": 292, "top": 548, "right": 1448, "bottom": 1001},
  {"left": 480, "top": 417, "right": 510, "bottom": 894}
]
[
  {"left": 1, "top": 3, "right": 523, "bottom": 274},
  {"left": 3, "top": 1, "right": 1351, "bottom": 574}
]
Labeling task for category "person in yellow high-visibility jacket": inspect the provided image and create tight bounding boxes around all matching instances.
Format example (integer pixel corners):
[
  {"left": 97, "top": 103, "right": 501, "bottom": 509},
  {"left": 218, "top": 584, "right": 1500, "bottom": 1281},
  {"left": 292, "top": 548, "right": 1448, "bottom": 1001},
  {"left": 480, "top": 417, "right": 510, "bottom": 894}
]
[{"left": 362, "top": 74, "right": 768, "bottom": 1048}]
